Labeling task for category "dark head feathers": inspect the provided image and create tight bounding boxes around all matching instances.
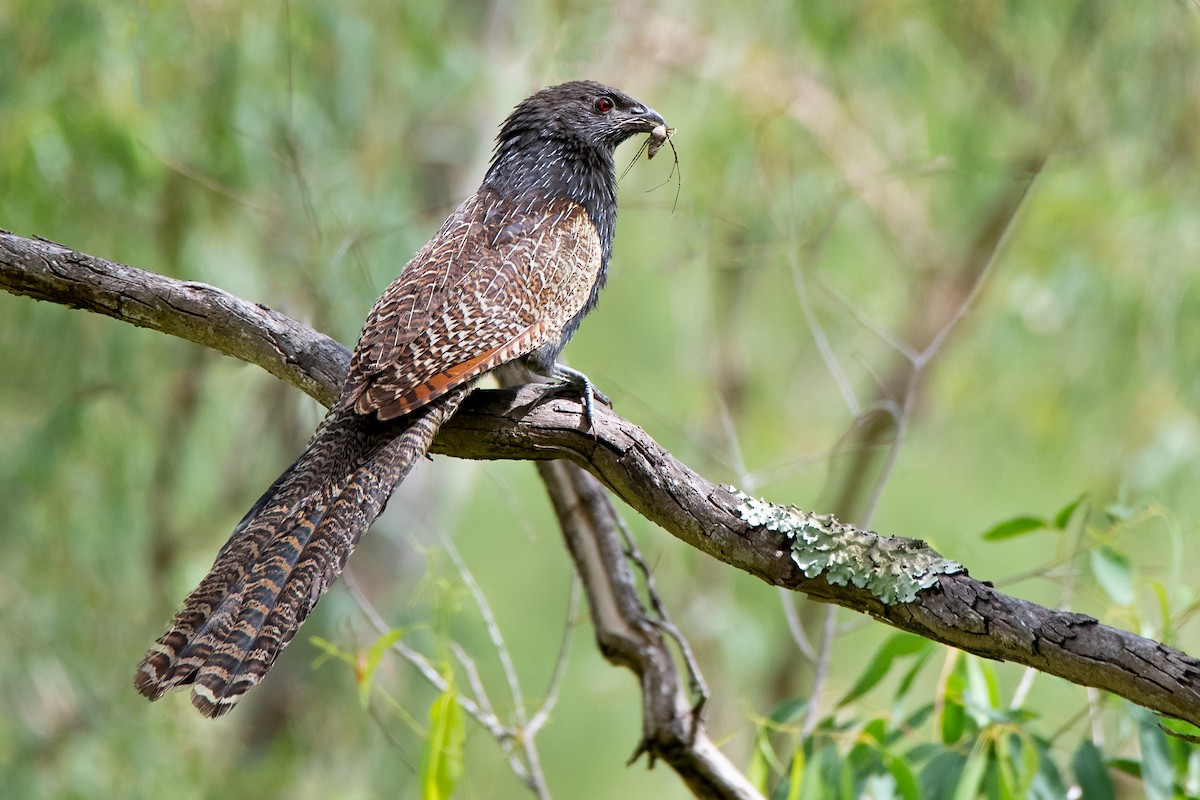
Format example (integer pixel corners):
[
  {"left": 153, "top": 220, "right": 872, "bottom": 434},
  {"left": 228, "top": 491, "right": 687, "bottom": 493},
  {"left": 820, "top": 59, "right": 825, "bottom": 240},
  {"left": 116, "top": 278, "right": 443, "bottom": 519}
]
[
  {"left": 482, "top": 81, "right": 665, "bottom": 262},
  {"left": 491, "top": 80, "right": 665, "bottom": 156}
]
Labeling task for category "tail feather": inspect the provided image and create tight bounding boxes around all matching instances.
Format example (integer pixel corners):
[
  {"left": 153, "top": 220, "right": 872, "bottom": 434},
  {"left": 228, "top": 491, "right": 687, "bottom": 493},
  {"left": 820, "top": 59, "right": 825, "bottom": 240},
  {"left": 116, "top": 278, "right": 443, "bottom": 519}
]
[{"left": 135, "top": 388, "right": 467, "bottom": 716}]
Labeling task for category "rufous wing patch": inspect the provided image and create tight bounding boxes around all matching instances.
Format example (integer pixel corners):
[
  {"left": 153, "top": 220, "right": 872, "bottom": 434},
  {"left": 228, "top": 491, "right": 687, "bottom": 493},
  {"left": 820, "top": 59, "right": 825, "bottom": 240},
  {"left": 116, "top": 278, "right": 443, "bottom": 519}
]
[{"left": 359, "top": 318, "right": 553, "bottom": 420}]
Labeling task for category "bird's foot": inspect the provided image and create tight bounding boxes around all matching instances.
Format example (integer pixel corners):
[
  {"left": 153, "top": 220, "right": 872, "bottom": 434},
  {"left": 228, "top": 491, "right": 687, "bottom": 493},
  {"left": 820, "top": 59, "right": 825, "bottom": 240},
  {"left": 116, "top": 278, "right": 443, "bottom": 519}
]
[{"left": 547, "top": 364, "right": 610, "bottom": 431}]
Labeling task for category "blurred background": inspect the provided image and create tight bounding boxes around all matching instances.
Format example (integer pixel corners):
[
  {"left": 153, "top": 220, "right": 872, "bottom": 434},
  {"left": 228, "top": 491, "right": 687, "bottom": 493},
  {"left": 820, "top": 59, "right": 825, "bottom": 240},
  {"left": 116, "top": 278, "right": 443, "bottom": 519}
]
[{"left": 3, "top": 0, "right": 1200, "bottom": 797}]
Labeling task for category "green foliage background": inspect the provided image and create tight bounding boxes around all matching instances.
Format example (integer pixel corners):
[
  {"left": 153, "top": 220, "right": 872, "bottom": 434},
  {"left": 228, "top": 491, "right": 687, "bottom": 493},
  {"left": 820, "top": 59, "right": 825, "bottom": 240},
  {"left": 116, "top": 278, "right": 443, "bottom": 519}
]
[{"left": 3, "top": 0, "right": 1200, "bottom": 797}]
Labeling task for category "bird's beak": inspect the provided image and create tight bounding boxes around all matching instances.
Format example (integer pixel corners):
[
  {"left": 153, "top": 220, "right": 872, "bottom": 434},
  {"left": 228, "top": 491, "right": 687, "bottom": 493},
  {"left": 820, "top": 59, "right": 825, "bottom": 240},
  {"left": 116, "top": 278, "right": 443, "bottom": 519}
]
[{"left": 628, "top": 104, "right": 666, "bottom": 132}]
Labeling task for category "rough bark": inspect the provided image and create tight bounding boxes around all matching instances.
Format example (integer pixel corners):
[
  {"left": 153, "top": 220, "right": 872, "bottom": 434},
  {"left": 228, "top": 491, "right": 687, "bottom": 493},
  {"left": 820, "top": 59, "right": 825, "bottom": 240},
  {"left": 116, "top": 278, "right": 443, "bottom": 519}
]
[{"left": 4, "top": 228, "right": 1200, "bottom": 733}]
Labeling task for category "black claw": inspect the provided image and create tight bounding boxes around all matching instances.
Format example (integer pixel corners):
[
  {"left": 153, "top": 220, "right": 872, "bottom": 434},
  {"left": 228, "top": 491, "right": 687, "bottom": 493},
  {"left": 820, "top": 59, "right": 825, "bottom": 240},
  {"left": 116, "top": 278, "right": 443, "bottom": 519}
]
[{"left": 547, "top": 363, "right": 609, "bottom": 432}]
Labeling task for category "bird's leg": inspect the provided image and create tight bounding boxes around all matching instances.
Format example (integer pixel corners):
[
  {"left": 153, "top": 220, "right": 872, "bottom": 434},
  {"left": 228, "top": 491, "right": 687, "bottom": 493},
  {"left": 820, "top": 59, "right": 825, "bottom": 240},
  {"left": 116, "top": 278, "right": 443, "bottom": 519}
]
[{"left": 547, "top": 363, "right": 610, "bottom": 429}]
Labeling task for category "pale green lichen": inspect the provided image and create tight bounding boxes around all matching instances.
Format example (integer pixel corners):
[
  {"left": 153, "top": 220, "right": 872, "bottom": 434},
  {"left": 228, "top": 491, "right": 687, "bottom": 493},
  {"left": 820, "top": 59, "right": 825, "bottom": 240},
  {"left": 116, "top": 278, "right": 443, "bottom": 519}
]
[{"left": 730, "top": 488, "right": 963, "bottom": 604}]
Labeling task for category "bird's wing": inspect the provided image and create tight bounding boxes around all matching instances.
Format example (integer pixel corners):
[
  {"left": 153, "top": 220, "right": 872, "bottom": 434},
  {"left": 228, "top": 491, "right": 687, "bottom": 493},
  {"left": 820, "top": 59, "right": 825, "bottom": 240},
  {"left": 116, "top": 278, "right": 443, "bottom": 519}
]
[{"left": 341, "top": 190, "right": 603, "bottom": 420}]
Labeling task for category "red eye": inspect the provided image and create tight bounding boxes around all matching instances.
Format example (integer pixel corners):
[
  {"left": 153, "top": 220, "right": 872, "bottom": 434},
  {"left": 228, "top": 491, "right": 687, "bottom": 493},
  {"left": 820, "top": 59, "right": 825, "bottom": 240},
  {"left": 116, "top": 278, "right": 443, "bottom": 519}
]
[{"left": 595, "top": 96, "right": 614, "bottom": 113}]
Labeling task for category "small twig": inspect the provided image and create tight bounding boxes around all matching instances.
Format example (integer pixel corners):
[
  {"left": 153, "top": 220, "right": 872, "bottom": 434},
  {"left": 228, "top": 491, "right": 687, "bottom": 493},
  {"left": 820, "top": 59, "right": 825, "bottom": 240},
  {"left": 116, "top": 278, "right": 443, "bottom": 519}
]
[
  {"left": 435, "top": 529, "right": 553, "bottom": 798},
  {"left": 714, "top": 393, "right": 753, "bottom": 491},
  {"left": 346, "top": 569, "right": 553, "bottom": 793},
  {"left": 614, "top": 512, "right": 709, "bottom": 713},
  {"left": 366, "top": 702, "right": 419, "bottom": 771},
  {"left": 1010, "top": 666, "right": 1038, "bottom": 710},
  {"left": 527, "top": 576, "right": 581, "bottom": 736},
  {"left": 801, "top": 606, "right": 837, "bottom": 737},
  {"left": 342, "top": 570, "right": 509, "bottom": 742},
  {"left": 437, "top": 530, "right": 530, "bottom": 727},
  {"left": 790, "top": 259, "right": 861, "bottom": 415},
  {"left": 450, "top": 641, "right": 541, "bottom": 793},
  {"left": 450, "top": 642, "right": 502, "bottom": 735},
  {"left": 778, "top": 590, "right": 817, "bottom": 663}
]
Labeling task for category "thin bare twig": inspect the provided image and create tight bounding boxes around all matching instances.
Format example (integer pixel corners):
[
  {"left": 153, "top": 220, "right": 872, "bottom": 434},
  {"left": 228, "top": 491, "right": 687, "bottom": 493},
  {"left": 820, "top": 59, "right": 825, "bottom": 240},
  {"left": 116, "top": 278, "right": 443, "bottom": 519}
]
[
  {"left": 448, "top": 641, "right": 503, "bottom": 734},
  {"left": 436, "top": 530, "right": 553, "bottom": 799},
  {"left": 345, "top": 569, "right": 556, "bottom": 793},
  {"left": 341, "top": 571, "right": 505, "bottom": 737},
  {"left": 791, "top": 260, "right": 861, "bottom": 416},
  {"left": 527, "top": 576, "right": 581, "bottom": 736},
  {"left": 801, "top": 607, "right": 837, "bottom": 738},
  {"left": 778, "top": 590, "right": 817, "bottom": 664},
  {"left": 437, "top": 531, "right": 530, "bottom": 726}
]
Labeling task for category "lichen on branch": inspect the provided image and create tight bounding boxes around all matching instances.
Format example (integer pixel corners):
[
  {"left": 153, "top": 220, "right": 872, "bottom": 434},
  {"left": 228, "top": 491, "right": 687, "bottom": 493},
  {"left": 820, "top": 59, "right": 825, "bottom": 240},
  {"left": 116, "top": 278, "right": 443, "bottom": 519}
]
[{"left": 731, "top": 489, "right": 964, "bottom": 604}]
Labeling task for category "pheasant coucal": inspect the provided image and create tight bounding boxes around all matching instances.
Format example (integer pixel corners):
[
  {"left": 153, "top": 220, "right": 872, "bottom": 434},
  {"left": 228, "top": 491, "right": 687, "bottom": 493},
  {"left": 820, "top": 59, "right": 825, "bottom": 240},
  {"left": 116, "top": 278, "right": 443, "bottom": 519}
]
[{"left": 134, "top": 81, "right": 666, "bottom": 717}]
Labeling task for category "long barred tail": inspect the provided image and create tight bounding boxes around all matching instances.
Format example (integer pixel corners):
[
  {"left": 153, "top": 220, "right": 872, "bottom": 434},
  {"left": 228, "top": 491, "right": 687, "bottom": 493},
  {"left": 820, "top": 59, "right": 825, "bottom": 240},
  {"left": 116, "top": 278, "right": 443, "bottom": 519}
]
[{"left": 134, "top": 388, "right": 468, "bottom": 717}]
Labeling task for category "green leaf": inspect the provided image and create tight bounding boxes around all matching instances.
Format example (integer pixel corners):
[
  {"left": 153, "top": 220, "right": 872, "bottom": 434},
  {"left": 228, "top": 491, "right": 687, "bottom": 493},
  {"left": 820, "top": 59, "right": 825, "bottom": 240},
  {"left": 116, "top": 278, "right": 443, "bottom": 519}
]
[
  {"left": 893, "top": 649, "right": 934, "bottom": 710},
  {"left": 951, "top": 741, "right": 989, "bottom": 800},
  {"left": 1090, "top": 546, "right": 1134, "bottom": 606},
  {"left": 1053, "top": 493, "right": 1088, "bottom": 529},
  {"left": 1134, "top": 708, "right": 1174, "bottom": 800},
  {"left": 768, "top": 696, "right": 810, "bottom": 726},
  {"left": 994, "top": 732, "right": 1038, "bottom": 799},
  {"left": 982, "top": 515, "right": 1047, "bottom": 541},
  {"left": 838, "top": 633, "right": 929, "bottom": 707},
  {"left": 996, "top": 733, "right": 1020, "bottom": 799},
  {"left": 1105, "top": 758, "right": 1141, "bottom": 779},
  {"left": 786, "top": 749, "right": 804, "bottom": 800},
  {"left": 1072, "top": 740, "right": 1115, "bottom": 800},
  {"left": 940, "top": 661, "right": 967, "bottom": 746},
  {"left": 1030, "top": 738, "right": 1068, "bottom": 800},
  {"left": 837, "top": 748, "right": 855, "bottom": 799},
  {"left": 1018, "top": 734, "right": 1040, "bottom": 793},
  {"left": 888, "top": 705, "right": 934, "bottom": 747},
  {"left": 358, "top": 628, "right": 407, "bottom": 707},
  {"left": 1158, "top": 716, "right": 1200, "bottom": 744},
  {"left": 885, "top": 753, "right": 921, "bottom": 800},
  {"left": 309, "top": 636, "right": 355, "bottom": 668},
  {"left": 748, "top": 728, "right": 775, "bottom": 792},
  {"left": 964, "top": 655, "right": 1000, "bottom": 716},
  {"left": 420, "top": 681, "right": 465, "bottom": 800},
  {"left": 920, "top": 751, "right": 967, "bottom": 800},
  {"left": 800, "top": 741, "right": 838, "bottom": 800},
  {"left": 940, "top": 695, "right": 965, "bottom": 746},
  {"left": 861, "top": 717, "right": 888, "bottom": 746}
]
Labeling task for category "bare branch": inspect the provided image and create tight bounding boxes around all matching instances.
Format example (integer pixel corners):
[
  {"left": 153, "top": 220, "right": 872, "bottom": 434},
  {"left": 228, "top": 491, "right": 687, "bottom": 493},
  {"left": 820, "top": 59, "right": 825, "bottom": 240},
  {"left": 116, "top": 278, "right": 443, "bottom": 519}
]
[
  {"left": 4, "top": 230, "right": 1200, "bottom": 730},
  {"left": 532, "top": 459, "right": 761, "bottom": 798},
  {"left": 490, "top": 365, "right": 750, "bottom": 797},
  {"left": 0, "top": 229, "right": 346, "bottom": 407}
]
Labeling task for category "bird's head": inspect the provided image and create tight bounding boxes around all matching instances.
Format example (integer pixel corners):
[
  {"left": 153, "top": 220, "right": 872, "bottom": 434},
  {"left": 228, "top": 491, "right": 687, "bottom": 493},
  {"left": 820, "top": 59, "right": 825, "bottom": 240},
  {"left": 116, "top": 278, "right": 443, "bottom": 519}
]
[
  {"left": 483, "top": 81, "right": 667, "bottom": 259},
  {"left": 493, "top": 80, "right": 666, "bottom": 156}
]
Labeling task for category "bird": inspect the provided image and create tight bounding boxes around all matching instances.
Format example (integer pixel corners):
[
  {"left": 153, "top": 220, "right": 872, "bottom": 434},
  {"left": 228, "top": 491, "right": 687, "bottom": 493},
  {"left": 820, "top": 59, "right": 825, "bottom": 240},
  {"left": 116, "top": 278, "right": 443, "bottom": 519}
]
[{"left": 133, "top": 80, "right": 666, "bottom": 717}]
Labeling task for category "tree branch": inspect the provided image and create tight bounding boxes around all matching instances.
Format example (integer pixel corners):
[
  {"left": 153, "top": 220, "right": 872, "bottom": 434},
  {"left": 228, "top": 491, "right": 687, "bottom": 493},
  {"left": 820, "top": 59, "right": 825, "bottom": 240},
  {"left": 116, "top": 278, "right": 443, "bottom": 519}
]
[
  {"left": 0, "top": 229, "right": 347, "bottom": 407},
  {"left": 4, "top": 228, "right": 1200, "bottom": 733},
  {"left": 533, "top": 459, "right": 760, "bottom": 798}
]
